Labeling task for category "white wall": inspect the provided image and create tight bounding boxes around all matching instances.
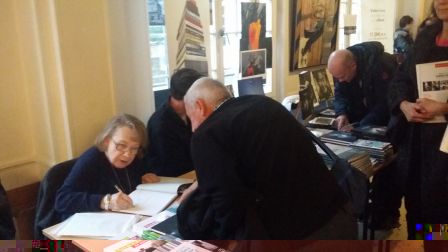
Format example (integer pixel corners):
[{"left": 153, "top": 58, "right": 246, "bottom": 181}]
[{"left": 0, "top": 0, "right": 154, "bottom": 190}]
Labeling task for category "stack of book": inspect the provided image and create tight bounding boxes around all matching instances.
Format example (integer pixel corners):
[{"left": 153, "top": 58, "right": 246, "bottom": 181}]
[
  {"left": 351, "top": 125, "right": 388, "bottom": 141},
  {"left": 349, "top": 139, "right": 393, "bottom": 161},
  {"left": 176, "top": 0, "right": 208, "bottom": 75},
  {"left": 315, "top": 143, "right": 373, "bottom": 176},
  {"left": 320, "top": 130, "right": 358, "bottom": 146}
]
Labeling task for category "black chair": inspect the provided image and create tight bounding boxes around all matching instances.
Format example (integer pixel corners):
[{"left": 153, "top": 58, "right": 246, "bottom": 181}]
[
  {"left": 0, "top": 180, "right": 15, "bottom": 239},
  {"left": 34, "top": 159, "right": 77, "bottom": 239}
]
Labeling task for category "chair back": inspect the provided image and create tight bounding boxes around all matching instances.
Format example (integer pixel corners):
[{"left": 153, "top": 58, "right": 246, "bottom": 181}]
[{"left": 34, "top": 159, "right": 77, "bottom": 239}]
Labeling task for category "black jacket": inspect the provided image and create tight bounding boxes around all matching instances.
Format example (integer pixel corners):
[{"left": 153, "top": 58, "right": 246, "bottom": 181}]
[
  {"left": 334, "top": 41, "right": 397, "bottom": 126},
  {"left": 388, "top": 20, "right": 448, "bottom": 223},
  {"left": 145, "top": 102, "right": 194, "bottom": 177},
  {"left": 178, "top": 96, "right": 346, "bottom": 239}
]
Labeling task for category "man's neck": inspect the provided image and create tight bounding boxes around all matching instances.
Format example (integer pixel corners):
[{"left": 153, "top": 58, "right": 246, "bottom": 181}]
[{"left": 169, "top": 97, "right": 188, "bottom": 123}]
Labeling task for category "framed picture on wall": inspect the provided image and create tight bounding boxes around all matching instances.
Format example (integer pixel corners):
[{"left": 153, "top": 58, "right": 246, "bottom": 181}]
[
  {"left": 290, "top": 0, "right": 340, "bottom": 71},
  {"left": 240, "top": 49, "right": 266, "bottom": 79}
]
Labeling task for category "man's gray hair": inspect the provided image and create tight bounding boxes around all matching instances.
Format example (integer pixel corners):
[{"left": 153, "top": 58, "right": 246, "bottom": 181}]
[{"left": 184, "top": 77, "right": 231, "bottom": 109}]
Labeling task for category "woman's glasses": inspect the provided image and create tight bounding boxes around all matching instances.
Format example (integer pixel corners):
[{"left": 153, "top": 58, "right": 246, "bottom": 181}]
[{"left": 111, "top": 139, "right": 139, "bottom": 155}]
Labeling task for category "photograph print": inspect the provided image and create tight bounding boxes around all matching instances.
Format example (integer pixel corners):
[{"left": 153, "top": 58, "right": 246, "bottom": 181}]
[
  {"left": 290, "top": 0, "right": 340, "bottom": 70},
  {"left": 241, "top": 49, "right": 266, "bottom": 79},
  {"left": 311, "top": 68, "right": 334, "bottom": 101}
]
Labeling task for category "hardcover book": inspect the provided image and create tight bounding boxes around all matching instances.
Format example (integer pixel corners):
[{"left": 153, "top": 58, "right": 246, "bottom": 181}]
[{"left": 321, "top": 131, "right": 358, "bottom": 146}]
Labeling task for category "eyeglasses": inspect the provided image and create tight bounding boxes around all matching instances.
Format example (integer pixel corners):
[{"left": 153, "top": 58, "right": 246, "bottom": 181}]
[{"left": 111, "top": 139, "right": 140, "bottom": 155}]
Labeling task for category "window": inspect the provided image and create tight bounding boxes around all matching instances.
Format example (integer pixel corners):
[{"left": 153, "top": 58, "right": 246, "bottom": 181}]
[
  {"left": 147, "top": 0, "right": 273, "bottom": 94},
  {"left": 211, "top": 0, "right": 273, "bottom": 94},
  {"left": 338, "top": 0, "right": 361, "bottom": 49},
  {"left": 148, "top": 0, "right": 169, "bottom": 90}
]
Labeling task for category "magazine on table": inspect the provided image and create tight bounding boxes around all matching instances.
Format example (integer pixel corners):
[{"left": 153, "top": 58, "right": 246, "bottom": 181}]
[{"left": 416, "top": 60, "right": 448, "bottom": 123}]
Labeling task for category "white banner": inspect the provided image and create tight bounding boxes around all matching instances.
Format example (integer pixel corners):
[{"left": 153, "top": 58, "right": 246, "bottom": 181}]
[{"left": 360, "top": 1, "right": 396, "bottom": 53}]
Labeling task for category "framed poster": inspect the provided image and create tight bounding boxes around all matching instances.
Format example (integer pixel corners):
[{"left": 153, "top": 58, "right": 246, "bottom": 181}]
[
  {"left": 290, "top": 0, "right": 340, "bottom": 71},
  {"left": 240, "top": 49, "right": 266, "bottom": 79}
]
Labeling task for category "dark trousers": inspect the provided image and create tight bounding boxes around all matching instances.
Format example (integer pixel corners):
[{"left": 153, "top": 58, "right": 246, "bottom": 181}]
[{"left": 371, "top": 160, "right": 403, "bottom": 224}]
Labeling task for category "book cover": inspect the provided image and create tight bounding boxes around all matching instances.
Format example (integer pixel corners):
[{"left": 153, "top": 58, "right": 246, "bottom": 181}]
[
  {"left": 308, "top": 116, "right": 335, "bottom": 127},
  {"left": 350, "top": 139, "right": 391, "bottom": 150},
  {"left": 351, "top": 125, "right": 387, "bottom": 141},
  {"left": 150, "top": 215, "right": 180, "bottom": 238},
  {"left": 416, "top": 60, "right": 448, "bottom": 123},
  {"left": 321, "top": 131, "right": 357, "bottom": 145},
  {"left": 104, "top": 240, "right": 229, "bottom": 252}
]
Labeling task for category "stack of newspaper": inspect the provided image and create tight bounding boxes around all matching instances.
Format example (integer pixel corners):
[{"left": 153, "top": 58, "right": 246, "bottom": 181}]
[
  {"left": 349, "top": 139, "right": 393, "bottom": 161},
  {"left": 315, "top": 143, "right": 373, "bottom": 176}
]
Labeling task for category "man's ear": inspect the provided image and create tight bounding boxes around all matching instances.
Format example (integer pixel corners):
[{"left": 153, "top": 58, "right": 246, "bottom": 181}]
[{"left": 195, "top": 99, "right": 212, "bottom": 117}]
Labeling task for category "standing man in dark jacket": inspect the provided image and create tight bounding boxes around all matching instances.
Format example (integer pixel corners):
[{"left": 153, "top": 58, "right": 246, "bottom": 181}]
[
  {"left": 145, "top": 68, "right": 202, "bottom": 177},
  {"left": 328, "top": 41, "right": 397, "bottom": 130},
  {"left": 177, "top": 77, "right": 356, "bottom": 239},
  {"left": 328, "top": 41, "right": 400, "bottom": 230}
]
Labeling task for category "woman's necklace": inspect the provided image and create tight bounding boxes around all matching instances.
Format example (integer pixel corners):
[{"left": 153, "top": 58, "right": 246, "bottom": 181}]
[{"left": 110, "top": 165, "right": 132, "bottom": 193}]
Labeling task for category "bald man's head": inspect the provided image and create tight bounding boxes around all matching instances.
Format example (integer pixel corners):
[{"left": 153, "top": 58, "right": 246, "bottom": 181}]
[
  {"left": 327, "top": 49, "right": 357, "bottom": 83},
  {"left": 184, "top": 77, "right": 231, "bottom": 131}
]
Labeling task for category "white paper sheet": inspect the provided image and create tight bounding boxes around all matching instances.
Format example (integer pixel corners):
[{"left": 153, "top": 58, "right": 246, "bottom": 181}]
[{"left": 57, "top": 212, "right": 138, "bottom": 237}]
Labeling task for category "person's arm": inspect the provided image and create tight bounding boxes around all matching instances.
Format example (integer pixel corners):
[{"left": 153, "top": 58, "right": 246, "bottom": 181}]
[
  {"left": 334, "top": 81, "right": 351, "bottom": 129},
  {"left": 189, "top": 131, "right": 248, "bottom": 239},
  {"left": 55, "top": 158, "right": 104, "bottom": 216}
]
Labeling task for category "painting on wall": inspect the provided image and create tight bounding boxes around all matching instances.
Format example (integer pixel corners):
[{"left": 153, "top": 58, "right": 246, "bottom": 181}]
[
  {"left": 240, "top": 49, "right": 266, "bottom": 79},
  {"left": 241, "top": 2, "right": 266, "bottom": 49},
  {"left": 290, "top": 0, "right": 340, "bottom": 71}
]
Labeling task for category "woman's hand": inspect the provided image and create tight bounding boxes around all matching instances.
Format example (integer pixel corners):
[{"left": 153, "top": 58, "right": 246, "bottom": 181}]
[
  {"left": 416, "top": 98, "right": 448, "bottom": 118},
  {"left": 141, "top": 173, "right": 161, "bottom": 183},
  {"left": 399, "top": 100, "right": 433, "bottom": 122},
  {"left": 109, "top": 192, "right": 133, "bottom": 210}
]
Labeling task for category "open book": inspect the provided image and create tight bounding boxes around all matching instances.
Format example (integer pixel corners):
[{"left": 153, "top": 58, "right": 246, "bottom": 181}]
[
  {"left": 416, "top": 60, "right": 448, "bottom": 123},
  {"left": 115, "top": 177, "right": 193, "bottom": 216}
]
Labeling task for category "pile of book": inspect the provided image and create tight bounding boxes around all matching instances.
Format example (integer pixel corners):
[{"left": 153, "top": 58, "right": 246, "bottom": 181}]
[
  {"left": 315, "top": 143, "right": 373, "bottom": 176},
  {"left": 349, "top": 139, "right": 393, "bottom": 162},
  {"left": 320, "top": 130, "right": 358, "bottom": 146},
  {"left": 176, "top": 0, "right": 208, "bottom": 76},
  {"left": 351, "top": 125, "right": 388, "bottom": 141}
]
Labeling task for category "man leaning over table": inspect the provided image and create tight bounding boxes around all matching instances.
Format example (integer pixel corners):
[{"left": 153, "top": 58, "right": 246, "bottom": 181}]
[{"left": 176, "top": 77, "right": 357, "bottom": 239}]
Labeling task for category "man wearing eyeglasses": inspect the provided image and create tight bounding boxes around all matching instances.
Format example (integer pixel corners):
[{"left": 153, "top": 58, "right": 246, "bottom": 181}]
[{"left": 145, "top": 68, "right": 203, "bottom": 177}]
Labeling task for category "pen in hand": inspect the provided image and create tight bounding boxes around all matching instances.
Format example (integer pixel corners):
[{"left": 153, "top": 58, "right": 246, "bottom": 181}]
[
  {"left": 114, "top": 185, "right": 134, "bottom": 208},
  {"left": 114, "top": 185, "right": 123, "bottom": 194}
]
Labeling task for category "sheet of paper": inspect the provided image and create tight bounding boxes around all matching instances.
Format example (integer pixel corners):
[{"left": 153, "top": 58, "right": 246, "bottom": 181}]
[
  {"left": 440, "top": 125, "right": 448, "bottom": 153},
  {"left": 57, "top": 212, "right": 137, "bottom": 237},
  {"left": 136, "top": 176, "right": 193, "bottom": 194},
  {"left": 116, "top": 190, "right": 176, "bottom": 216}
]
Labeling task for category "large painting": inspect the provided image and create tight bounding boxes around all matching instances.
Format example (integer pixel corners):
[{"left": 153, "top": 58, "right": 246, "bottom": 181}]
[{"left": 290, "top": 0, "right": 340, "bottom": 71}]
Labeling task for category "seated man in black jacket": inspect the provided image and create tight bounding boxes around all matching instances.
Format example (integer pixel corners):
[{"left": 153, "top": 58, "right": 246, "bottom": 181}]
[
  {"left": 177, "top": 77, "right": 357, "bottom": 239},
  {"left": 145, "top": 68, "right": 202, "bottom": 177}
]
